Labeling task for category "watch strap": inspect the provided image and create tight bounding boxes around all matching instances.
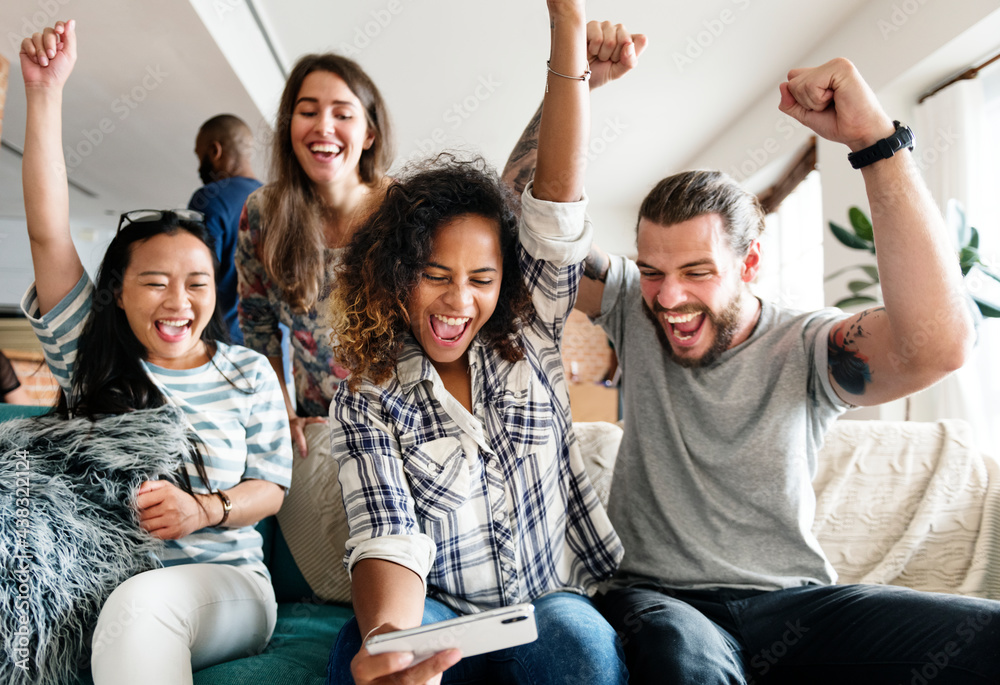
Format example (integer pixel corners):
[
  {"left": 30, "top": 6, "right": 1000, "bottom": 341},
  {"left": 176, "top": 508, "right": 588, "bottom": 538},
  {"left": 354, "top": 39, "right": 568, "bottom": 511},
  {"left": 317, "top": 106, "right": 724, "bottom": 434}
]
[{"left": 848, "top": 120, "right": 915, "bottom": 169}]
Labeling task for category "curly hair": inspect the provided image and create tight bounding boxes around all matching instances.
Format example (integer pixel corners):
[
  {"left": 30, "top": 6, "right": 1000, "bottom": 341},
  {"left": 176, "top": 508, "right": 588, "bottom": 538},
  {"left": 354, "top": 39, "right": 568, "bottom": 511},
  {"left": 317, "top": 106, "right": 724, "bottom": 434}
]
[{"left": 330, "top": 155, "right": 535, "bottom": 391}]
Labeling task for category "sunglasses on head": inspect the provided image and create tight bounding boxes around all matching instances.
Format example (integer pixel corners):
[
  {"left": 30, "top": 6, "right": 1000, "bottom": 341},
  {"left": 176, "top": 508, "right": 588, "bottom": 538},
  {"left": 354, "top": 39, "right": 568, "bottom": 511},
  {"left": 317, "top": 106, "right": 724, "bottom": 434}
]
[{"left": 116, "top": 209, "right": 206, "bottom": 234}]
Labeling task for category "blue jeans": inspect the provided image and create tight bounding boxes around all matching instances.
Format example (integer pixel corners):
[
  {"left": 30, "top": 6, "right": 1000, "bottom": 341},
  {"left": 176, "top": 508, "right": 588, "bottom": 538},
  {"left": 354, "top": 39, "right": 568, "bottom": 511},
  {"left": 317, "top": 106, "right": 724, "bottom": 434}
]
[
  {"left": 327, "top": 592, "right": 627, "bottom": 684},
  {"left": 597, "top": 583, "right": 1000, "bottom": 684}
]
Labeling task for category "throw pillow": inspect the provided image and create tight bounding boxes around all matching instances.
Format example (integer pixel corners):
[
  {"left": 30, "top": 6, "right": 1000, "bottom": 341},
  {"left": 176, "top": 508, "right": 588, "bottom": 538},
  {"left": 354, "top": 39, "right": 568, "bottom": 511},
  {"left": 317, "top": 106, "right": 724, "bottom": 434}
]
[
  {"left": 275, "top": 422, "right": 352, "bottom": 603},
  {"left": 0, "top": 406, "right": 189, "bottom": 685}
]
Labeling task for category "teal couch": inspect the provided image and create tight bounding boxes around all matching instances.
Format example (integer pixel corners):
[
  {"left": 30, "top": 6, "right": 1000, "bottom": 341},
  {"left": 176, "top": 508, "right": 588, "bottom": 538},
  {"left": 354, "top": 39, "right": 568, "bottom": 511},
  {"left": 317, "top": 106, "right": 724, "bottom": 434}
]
[{"left": 0, "top": 404, "right": 354, "bottom": 685}]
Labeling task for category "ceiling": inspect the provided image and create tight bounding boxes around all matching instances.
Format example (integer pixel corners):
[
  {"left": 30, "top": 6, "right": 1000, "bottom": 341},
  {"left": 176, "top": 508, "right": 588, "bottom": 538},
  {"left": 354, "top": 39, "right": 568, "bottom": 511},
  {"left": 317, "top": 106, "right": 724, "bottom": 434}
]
[
  {"left": 0, "top": 0, "right": 991, "bottom": 295},
  {"left": 0, "top": 0, "right": 871, "bottom": 221}
]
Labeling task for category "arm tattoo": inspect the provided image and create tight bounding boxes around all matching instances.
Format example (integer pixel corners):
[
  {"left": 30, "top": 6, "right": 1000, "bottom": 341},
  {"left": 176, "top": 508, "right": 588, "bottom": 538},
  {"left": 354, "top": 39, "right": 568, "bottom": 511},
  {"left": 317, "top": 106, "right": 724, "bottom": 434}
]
[
  {"left": 827, "top": 307, "right": 883, "bottom": 395},
  {"left": 583, "top": 246, "right": 610, "bottom": 282},
  {"left": 502, "top": 104, "right": 542, "bottom": 196}
]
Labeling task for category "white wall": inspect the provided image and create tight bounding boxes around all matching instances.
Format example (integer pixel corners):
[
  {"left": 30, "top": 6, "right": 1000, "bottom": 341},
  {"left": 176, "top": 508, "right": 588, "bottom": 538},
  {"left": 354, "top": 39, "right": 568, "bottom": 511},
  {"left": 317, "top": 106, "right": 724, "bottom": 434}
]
[{"left": 0, "top": 217, "right": 109, "bottom": 309}]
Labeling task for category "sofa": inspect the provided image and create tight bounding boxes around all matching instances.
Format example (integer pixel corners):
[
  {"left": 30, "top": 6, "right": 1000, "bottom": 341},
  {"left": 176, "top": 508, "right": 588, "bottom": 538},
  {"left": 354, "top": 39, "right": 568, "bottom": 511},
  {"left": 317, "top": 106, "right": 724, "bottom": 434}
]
[
  {"left": 2, "top": 404, "right": 997, "bottom": 684},
  {"left": 0, "top": 404, "right": 351, "bottom": 685}
]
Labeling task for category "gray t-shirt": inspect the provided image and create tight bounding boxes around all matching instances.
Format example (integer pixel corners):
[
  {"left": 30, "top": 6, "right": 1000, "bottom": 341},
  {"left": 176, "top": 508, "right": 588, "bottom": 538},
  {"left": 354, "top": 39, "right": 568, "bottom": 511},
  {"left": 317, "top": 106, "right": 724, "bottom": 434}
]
[{"left": 596, "top": 255, "right": 852, "bottom": 591}]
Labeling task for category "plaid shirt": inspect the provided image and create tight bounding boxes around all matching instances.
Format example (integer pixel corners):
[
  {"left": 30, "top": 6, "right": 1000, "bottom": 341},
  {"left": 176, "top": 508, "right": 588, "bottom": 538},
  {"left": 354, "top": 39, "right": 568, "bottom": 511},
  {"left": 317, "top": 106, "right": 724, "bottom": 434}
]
[{"left": 331, "top": 187, "right": 623, "bottom": 614}]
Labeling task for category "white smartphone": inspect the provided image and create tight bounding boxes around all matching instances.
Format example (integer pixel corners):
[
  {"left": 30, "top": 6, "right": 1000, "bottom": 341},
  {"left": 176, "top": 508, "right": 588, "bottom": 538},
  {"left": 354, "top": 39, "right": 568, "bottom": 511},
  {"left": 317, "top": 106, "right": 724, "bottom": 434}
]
[{"left": 365, "top": 603, "right": 538, "bottom": 664}]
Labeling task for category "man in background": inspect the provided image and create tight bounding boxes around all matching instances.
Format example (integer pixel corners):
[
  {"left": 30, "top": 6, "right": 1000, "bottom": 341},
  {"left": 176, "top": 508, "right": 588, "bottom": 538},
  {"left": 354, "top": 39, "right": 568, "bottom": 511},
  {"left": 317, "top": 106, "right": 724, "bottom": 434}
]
[{"left": 188, "top": 114, "right": 261, "bottom": 344}]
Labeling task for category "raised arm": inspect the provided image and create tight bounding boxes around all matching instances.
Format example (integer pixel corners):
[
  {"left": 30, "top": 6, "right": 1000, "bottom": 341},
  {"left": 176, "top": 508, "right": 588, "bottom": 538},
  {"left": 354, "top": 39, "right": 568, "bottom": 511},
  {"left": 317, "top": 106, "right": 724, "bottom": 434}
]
[
  {"left": 20, "top": 20, "right": 85, "bottom": 315},
  {"left": 779, "top": 58, "right": 975, "bottom": 406},
  {"left": 502, "top": 20, "right": 646, "bottom": 197},
  {"left": 503, "top": 20, "right": 645, "bottom": 317},
  {"left": 532, "top": 0, "right": 590, "bottom": 203}
]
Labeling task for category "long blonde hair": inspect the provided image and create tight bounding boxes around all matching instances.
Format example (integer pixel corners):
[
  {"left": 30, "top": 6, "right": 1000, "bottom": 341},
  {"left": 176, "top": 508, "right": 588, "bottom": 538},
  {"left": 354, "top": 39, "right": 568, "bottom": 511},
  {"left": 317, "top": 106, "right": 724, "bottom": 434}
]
[{"left": 259, "top": 53, "right": 394, "bottom": 312}]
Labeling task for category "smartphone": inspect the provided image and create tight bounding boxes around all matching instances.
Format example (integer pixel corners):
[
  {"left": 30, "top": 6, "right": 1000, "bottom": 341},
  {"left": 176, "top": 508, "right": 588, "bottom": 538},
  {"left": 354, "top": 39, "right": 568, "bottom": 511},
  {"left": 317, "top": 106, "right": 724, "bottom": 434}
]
[{"left": 365, "top": 603, "right": 538, "bottom": 663}]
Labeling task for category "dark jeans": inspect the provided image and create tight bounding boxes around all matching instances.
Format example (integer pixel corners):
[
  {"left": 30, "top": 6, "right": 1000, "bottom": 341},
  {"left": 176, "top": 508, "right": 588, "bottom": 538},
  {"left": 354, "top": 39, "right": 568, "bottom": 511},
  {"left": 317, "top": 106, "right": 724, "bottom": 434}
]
[
  {"left": 328, "top": 592, "right": 628, "bottom": 684},
  {"left": 597, "top": 583, "right": 1000, "bottom": 685}
]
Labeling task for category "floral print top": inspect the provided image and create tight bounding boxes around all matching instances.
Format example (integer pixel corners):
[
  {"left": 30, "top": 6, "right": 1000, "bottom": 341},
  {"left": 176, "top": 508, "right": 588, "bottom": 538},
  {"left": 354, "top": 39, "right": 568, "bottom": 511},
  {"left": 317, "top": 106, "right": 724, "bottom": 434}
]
[{"left": 235, "top": 188, "right": 350, "bottom": 417}]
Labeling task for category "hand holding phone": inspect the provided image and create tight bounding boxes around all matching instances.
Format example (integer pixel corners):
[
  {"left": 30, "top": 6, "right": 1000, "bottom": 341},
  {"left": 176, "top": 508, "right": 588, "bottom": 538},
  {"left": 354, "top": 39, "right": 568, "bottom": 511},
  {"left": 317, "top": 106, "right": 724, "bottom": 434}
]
[{"left": 365, "top": 603, "right": 538, "bottom": 664}]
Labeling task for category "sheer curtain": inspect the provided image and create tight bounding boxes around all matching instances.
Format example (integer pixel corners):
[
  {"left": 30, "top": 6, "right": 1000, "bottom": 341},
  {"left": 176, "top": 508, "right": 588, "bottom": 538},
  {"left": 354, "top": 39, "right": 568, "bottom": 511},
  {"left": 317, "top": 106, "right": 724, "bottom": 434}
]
[{"left": 908, "top": 73, "right": 1000, "bottom": 456}]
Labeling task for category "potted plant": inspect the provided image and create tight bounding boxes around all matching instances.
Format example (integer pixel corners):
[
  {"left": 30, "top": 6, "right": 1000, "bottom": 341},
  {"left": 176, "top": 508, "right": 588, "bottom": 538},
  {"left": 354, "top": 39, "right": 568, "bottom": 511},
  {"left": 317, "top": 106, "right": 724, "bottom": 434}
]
[{"left": 826, "top": 201, "right": 1000, "bottom": 317}]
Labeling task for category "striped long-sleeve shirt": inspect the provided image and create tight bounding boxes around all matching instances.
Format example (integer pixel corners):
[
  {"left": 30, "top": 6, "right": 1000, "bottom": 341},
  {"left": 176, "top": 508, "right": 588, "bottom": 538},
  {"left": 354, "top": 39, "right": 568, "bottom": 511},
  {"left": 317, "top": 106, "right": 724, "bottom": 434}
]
[{"left": 22, "top": 275, "right": 292, "bottom": 578}]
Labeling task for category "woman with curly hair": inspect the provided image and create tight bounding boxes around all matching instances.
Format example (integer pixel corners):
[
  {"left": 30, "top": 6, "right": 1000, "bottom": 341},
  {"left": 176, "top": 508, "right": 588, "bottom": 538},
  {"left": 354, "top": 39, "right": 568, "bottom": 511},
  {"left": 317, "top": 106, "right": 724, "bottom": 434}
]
[{"left": 324, "top": 2, "right": 635, "bottom": 684}]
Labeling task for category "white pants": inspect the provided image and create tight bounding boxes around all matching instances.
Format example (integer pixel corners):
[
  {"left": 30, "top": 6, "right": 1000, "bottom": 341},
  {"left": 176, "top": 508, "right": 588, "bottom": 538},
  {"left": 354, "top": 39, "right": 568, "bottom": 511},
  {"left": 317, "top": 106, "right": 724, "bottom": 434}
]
[{"left": 90, "top": 563, "right": 277, "bottom": 685}]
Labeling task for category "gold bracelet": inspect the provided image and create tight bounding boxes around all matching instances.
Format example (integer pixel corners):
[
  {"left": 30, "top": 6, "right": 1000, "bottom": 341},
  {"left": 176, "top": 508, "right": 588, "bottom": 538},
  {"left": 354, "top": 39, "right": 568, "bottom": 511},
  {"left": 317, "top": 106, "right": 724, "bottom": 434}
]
[{"left": 546, "top": 60, "right": 591, "bottom": 92}]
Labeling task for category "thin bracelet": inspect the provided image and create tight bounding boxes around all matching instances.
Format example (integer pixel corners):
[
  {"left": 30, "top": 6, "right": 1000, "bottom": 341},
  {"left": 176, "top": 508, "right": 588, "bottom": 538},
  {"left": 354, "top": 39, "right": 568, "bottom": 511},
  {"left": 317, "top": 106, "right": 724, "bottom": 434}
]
[
  {"left": 546, "top": 60, "right": 591, "bottom": 92},
  {"left": 363, "top": 624, "right": 384, "bottom": 646}
]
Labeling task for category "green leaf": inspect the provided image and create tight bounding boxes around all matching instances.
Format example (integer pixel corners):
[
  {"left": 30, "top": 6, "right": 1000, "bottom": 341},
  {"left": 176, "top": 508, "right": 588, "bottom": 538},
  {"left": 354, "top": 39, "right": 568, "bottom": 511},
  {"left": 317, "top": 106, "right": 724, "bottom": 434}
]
[
  {"left": 860, "top": 265, "right": 880, "bottom": 281},
  {"left": 829, "top": 222, "right": 873, "bottom": 251},
  {"left": 847, "top": 280, "right": 876, "bottom": 294},
  {"left": 848, "top": 207, "right": 874, "bottom": 242},
  {"left": 960, "top": 246, "right": 982, "bottom": 267},
  {"left": 975, "top": 300, "right": 1000, "bottom": 318},
  {"left": 970, "top": 227, "right": 980, "bottom": 250},
  {"left": 834, "top": 295, "right": 879, "bottom": 308}
]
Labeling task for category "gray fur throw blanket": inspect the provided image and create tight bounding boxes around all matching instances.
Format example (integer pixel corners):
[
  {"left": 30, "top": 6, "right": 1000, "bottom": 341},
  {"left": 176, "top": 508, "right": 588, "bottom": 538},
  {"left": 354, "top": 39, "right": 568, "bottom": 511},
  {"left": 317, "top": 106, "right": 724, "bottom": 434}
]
[{"left": 0, "top": 405, "right": 190, "bottom": 685}]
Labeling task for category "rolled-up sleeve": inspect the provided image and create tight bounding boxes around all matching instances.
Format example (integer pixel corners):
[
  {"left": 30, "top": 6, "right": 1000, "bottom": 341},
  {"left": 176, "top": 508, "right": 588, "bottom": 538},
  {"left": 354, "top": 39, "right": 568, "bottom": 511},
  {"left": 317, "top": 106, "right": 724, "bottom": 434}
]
[
  {"left": 330, "top": 382, "right": 436, "bottom": 587},
  {"left": 517, "top": 182, "right": 591, "bottom": 266}
]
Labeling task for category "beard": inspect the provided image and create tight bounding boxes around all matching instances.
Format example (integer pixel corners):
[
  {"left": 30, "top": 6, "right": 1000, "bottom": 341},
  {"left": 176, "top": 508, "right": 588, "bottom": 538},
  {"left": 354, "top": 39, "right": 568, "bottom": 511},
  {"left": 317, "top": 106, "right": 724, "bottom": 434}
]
[
  {"left": 198, "top": 154, "right": 217, "bottom": 186},
  {"left": 642, "top": 292, "right": 744, "bottom": 369}
]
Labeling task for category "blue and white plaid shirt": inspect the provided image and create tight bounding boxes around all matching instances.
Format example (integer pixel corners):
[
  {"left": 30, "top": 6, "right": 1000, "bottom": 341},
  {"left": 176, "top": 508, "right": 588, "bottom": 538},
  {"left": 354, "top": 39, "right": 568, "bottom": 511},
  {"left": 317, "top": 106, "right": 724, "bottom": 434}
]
[{"left": 330, "top": 185, "right": 623, "bottom": 614}]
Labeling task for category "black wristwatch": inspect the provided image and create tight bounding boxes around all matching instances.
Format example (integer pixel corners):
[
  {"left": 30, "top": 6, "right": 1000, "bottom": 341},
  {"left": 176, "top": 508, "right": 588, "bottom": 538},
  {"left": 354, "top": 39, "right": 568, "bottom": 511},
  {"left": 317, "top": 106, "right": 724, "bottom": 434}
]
[{"left": 847, "top": 121, "right": 915, "bottom": 169}]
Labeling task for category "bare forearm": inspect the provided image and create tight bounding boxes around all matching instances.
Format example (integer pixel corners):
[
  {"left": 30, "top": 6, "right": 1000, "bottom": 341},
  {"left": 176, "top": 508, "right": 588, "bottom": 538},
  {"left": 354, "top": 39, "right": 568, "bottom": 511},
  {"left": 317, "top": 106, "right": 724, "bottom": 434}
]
[
  {"left": 197, "top": 478, "right": 284, "bottom": 528},
  {"left": 534, "top": 6, "right": 589, "bottom": 203},
  {"left": 23, "top": 87, "right": 83, "bottom": 313},
  {"left": 351, "top": 558, "right": 426, "bottom": 639},
  {"left": 3, "top": 386, "right": 32, "bottom": 405},
  {"left": 864, "top": 152, "right": 974, "bottom": 365}
]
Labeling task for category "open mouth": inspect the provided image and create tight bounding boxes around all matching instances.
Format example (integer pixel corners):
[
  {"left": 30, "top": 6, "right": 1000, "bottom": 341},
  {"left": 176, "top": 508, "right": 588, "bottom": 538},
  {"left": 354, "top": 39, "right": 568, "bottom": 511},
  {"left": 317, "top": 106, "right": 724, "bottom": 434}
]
[
  {"left": 155, "top": 319, "right": 192, "bottom": 342},
  {"left": 429, "top": 314, "right": 471, "bottom": 345},
  {"left": 308, "top": 142, "right": 343, "bottom": 161},
  {"left": 662, "top": 310, "right": 706, "bottom": 346}
]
